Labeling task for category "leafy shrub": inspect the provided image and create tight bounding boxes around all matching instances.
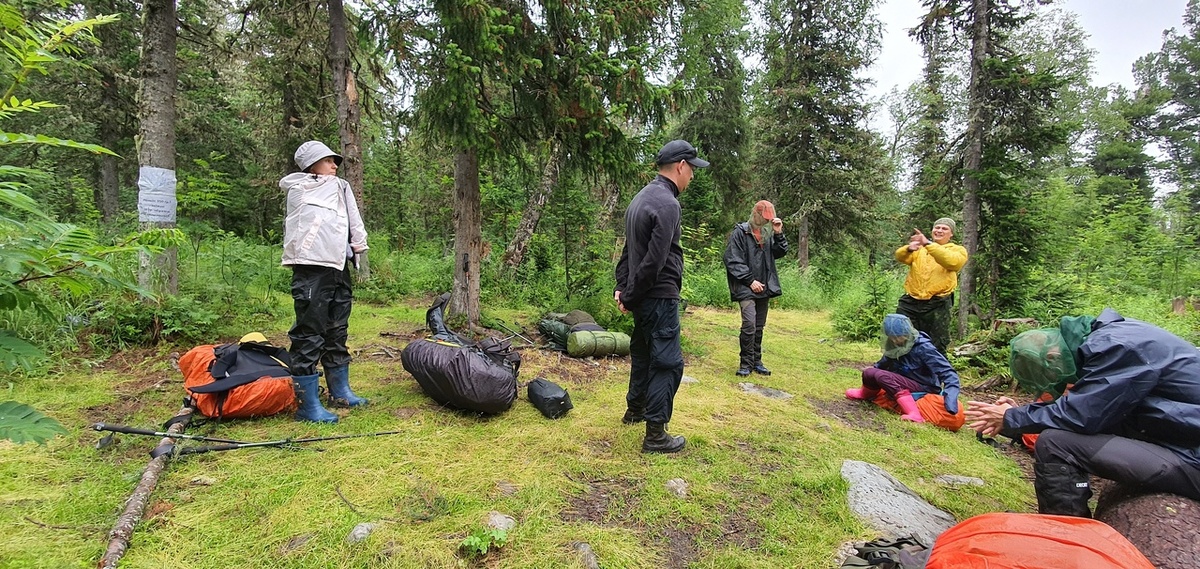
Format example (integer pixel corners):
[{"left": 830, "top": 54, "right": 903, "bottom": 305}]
[
  {"left": 86, "top": 293, "right": 221, "bottom": 348},
  {"left": 831, "top": 265, "right": 903, "bottom": 341},
  {"left": 459, "top": 527, "right": 507, "bottom": 559}
]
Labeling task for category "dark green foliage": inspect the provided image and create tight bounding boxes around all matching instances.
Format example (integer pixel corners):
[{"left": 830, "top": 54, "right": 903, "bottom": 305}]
[
  {"left": 753, "top": 0, "right": 895, "bottom": 257},
  {"left": 831, "top": 263, "right": 899, "bottom": 342},
  {"left": 87, "top": 292, "right": 220, "bottom": 348},
  {"left": 672, "top": 0, "right": 750, "bottom": 228},
  {"left": 1137, "top": 0, "right": 1200, "bottom": 237}
]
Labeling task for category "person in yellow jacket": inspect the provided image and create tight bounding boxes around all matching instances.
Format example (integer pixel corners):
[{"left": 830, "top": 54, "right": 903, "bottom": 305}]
[{"left": 895, "top": 217, "right": 967, "bottom": 353}]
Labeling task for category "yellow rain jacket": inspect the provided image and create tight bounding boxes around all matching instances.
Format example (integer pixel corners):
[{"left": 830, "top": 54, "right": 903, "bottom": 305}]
[{"left": 895, "top": 242, "right": 968, "bottom": 300}]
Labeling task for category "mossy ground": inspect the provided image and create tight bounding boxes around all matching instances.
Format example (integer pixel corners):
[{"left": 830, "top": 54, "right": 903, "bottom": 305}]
[{"left": 1, "top": 300, "right": 1033, "bottom": 568}]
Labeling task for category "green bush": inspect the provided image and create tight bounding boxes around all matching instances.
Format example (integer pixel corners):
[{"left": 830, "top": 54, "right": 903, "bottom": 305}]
[
  {"left": 831, "top": 265, "right": 904, "bottom": 341},
  {"left": 87, "top": 293, "right": 222, "bottom": 348},
  {"left": 357, "top": 248, "right": 454, "bottom": 303}
]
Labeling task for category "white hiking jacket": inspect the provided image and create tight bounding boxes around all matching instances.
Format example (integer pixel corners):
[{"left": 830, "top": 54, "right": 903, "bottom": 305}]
[{"left": 280, "top": 172, "right": 368, "bottom": 270}]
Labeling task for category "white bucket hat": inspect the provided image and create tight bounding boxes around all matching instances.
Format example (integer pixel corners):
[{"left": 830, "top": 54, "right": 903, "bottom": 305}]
[{"left": 294, "top": 140, "right": 343, "bottom": 172}]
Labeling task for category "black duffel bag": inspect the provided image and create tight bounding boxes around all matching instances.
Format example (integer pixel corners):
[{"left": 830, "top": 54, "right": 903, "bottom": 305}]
[{"left": 527, "top": 377, "right": 573, "bottom": 419}]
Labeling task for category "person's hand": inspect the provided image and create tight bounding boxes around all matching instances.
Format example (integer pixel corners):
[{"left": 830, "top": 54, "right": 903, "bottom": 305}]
[
  {"left": 912, "top": 228, "right": 930, "bottom": 246},
  {"left": 771, "top": 217, "right": 783, "bottom": 234},
  {"left": 750, "top": 280, "right": 765, "bottom": 294},
  {"left": 614, "top": 290, "right": 628, "bottom": 314},
  {"left": 907, "top": 239, "right": 921, "bottom": 251},
  {"left": 943, "top": 386, "right": 960, "bottom": 414},
  {"left": 965, "top": 399, "right": 1014, "bottom": 437}
]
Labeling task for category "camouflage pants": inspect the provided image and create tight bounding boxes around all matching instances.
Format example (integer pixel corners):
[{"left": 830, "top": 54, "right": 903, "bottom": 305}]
[{"left": 897, "top": 294, "right": 952, "bottom": 353}]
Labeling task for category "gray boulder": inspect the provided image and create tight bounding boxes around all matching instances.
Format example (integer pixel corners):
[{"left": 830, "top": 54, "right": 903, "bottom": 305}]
[{"left": 840, "top": 460, "right": 955, "bottom": 546}]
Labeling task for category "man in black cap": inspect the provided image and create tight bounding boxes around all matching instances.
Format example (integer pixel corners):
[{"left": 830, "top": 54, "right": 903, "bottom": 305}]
[{"left": 615, "top": 139, "right": 709, "bottom": 453}]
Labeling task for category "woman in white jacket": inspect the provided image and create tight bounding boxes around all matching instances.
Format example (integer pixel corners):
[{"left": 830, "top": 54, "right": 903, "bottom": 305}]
[{"left": 281, "top": 140, "right": 369, "bottom": 423}]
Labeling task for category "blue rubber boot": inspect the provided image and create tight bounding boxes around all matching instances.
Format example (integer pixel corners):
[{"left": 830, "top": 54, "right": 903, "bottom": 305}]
[
  {"left": 325, "top": 364, "right": 368, "bottom": 407},
  {"left": 292, "top": 373, "right": 338, "bottom": 423}
]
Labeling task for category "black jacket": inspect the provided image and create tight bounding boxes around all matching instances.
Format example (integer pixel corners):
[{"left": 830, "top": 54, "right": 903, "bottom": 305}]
[
  {"left": 1002, "top": 308, "right": 1200, "bottom": 466},
  {"left": 723, "top": 221, "right": 788, "bottom": 301},
  {"left": 615, "top": 175, "right": 683, "bottom": 308}
]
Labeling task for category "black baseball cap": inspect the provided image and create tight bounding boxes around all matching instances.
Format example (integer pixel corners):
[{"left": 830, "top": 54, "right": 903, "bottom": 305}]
[{"left": 655, "top": 139, "right": 710, "bottom": 168}]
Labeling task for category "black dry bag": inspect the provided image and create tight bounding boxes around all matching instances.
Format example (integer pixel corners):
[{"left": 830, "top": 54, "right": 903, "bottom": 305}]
[{"left": 527, "top": 377, "right": 573, "bottom": 419}]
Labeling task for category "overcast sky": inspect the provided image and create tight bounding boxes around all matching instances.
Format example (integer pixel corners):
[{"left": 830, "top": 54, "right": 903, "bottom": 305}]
[{"left": 864, "top": 0, "right": 1191, "bottom": 103}]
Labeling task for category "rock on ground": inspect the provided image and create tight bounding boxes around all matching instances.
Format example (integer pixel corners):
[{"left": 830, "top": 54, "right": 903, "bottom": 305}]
[{"left": 840, "top": 460, "right": 955, "bottom": 546}]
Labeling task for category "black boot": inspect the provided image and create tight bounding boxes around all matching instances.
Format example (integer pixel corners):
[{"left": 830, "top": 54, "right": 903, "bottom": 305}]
[
  {"left": 753, "top": 331, "right": 770, "bottom": 375},
  {"left": 642, "top": 422, "right": 686, "bottom": 454},
  {"left": 737, "top": 331, "right": 753, "bottom": 376},
  {"left": 621, "top": 405, "right": 644, "bottom": 425},
  {"left": 1034, "top": 462, "right": 1092, "bottom": 517}
]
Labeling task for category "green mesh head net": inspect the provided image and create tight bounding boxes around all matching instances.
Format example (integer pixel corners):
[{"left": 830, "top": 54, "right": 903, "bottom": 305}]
[
  {"left": 1009, "top": 329, "right": 1077, "bottom": 395},
  {"left": 881, "top": 314, "right": 918, "bottom": 359}
]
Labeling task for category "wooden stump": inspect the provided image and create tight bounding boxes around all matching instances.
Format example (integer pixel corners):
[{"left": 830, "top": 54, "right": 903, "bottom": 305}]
[
  {"left": 1171, "top": 296, "right": 1200, "bottom": 315},
  {"left": 1094, "top": 483, "right": 1200, "bottom": 569}
]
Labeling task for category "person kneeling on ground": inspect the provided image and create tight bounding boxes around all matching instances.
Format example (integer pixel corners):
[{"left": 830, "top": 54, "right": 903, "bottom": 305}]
[
  {"left": 846, "top": 314, "right": 961, "bottom": 423},
  {"left": 966, "top": 308, "right": 1200, "bottom": 517}
]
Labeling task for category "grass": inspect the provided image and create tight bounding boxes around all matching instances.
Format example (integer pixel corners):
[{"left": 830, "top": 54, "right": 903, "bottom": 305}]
[{"left": 1, "top": 298, "right": 1035, "bottom": 568}]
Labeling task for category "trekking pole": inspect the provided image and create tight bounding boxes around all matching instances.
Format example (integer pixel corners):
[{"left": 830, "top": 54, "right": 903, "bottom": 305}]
[
  {"left": 171, "top": 430, "right": 403, "bottom": 456},
  {"left": 93, "top": 422, "right": 248, "bottom": 444},
  {"left": 495, "top": 321, "right": 534, "bottom": 346}
]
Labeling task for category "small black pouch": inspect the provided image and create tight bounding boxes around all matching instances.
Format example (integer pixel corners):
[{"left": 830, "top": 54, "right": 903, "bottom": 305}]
[{"left": 527, "top": 377, "right": 573, "bottom": 419}]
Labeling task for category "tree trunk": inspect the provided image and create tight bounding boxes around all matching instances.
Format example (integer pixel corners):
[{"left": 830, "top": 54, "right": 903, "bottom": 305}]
[
  {"left": 97, "top": 134, "right": 119, "bottom": 223},
  {"left": 94, "top": 12, "right": 122, "bottom": 224},
  {"left": 1095, "top": 482, "right": 1200, "bottom": 569},
  {"left": 958, "top": 0, "right": 989, "bottom": 337},
  {"left": 99, "top": 405, "right": 193, "bottom": 569},
  {"left": 450, "top": 149, "right": 482, "bottom": 328},
  {"left": 136, "top": 0, "right": 178, "bottom": 295},
  {"left": 596, "top": 175, "right": 621, "bottom": 231},
  {"left": 326, "top": 0, "right": 369, "bottom": 278},
  {"left": 796, "top": 214, "right": 810, "bottom": 270},
  {"left": 502, "top": 138, "right": 562, "bottom": 270}
]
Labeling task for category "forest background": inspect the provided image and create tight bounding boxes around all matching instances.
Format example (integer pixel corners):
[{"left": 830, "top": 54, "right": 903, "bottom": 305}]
[
  {"left": 3, "top": 0, "right": 1200, "bottom": 408},
  {"left": 1, "top": 0, "right": 1199, "bottom": 567}
]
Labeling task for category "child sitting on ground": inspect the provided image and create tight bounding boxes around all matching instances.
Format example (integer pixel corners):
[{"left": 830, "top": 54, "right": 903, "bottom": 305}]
[{"left": 846, "top": 314, "right": 962, "bottom": 427}]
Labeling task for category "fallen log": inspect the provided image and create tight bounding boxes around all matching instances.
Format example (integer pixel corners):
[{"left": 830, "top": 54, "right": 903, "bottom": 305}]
[
  {"left": 1094, "top": 482, "right": 1200, "bottom": 569},
  {"left": 98, "top": 404, "right": 193, "bottom": 569}
]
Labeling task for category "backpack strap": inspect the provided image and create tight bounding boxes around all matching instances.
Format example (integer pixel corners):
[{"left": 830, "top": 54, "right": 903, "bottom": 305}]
[
  {"left": 478, "top": 337, "right": 522, "bottom": 375},
  {"left": 191, "top": 342, "right": 291, "bottom": 394}
]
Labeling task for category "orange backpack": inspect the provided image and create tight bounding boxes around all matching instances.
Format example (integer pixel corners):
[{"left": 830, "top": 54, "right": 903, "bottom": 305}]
[
  {"left": 180, "top": 336, "right": 297, "bottom": 419},
  {"left": 926, "top": 513, "right": 1154, "bottom": 569}
]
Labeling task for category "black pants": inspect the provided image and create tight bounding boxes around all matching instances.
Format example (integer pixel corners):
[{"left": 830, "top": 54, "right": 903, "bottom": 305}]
[
  {"left": 288, "top": 263, "right": 354, "bottom": 376},
  {"left": 1035, "top": 429, "right": 1200, "bottom": 510},
  {"left": 737, "top": 298, "right": 769, "bottom": 368},
  {"left": 627, "top": 298, "right": 684, "bottom": 425},
  {"left": 897, "top": 293, "right": 952, "bottom": 353}
]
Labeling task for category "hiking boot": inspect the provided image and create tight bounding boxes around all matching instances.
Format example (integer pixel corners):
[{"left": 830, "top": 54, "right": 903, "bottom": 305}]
[
  {"left": 642, "top": 422, "right": 686, "bottom": 454},
  {"left": 752, "top": 364, "right": 771, "bottom": 376},
  {"left": 621, "top": 407, "right": 644, "bottom": 425},
  {"left": 1035, "top": 462, "right": 1092, "bottom": 517},
  {"left": 735, "top": 367, "right": 751, "bottom": 377}
]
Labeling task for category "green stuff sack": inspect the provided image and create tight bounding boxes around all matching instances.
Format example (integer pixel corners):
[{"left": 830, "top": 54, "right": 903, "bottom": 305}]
[
  {"left": 537, "top": 319, "right": 571, "bottom": 351},
  {"left": 566, "top": 330, "right": 631, "bottom": 357}
]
